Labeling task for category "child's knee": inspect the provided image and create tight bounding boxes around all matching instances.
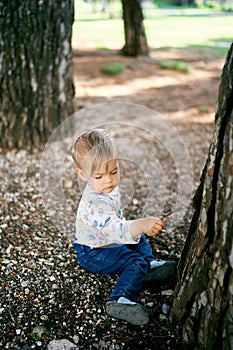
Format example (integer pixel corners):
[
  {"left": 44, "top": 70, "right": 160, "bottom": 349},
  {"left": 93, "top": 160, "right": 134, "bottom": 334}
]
[
  {"left": 140, "top": 259, "right": 149, "bottom": 273},
  {"left": 132, "top": 258, "right": 148, "bottom": 274}
]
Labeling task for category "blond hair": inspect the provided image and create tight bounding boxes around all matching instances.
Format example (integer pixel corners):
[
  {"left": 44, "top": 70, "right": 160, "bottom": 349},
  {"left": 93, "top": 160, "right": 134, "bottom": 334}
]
[{"left": 71, "top": 129, "right": 117, "bottom": 174}]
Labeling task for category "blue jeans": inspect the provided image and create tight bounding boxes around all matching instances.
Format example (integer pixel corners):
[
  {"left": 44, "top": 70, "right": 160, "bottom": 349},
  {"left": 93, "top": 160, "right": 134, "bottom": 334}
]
[{"left": 73, "top": 234, "right": 155, "bottom": 302}]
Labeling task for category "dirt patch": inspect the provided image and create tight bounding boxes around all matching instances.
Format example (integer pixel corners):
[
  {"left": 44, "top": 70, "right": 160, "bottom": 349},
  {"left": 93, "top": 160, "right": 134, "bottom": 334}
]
[
  {"left": 73, "top": 47, "right": 222, "bottom": 118},
  {"left": 73, "top": 47, "right": 224, "bottom": 182}
]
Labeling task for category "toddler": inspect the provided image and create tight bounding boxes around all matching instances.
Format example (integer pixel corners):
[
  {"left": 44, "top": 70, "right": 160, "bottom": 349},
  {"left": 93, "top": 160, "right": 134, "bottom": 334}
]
[{"left": 71, "top": 129, "right": 176, "bottom": 325}]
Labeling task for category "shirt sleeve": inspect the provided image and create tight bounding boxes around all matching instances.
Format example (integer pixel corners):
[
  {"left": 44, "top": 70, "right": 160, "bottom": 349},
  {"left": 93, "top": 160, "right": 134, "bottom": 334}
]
[{"left": 87, "top": 197, "right": 139, "bottom": 245}]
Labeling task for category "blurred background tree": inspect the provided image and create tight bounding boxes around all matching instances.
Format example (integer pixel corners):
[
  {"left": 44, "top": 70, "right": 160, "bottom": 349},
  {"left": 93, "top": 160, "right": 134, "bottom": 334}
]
[{"left": 121, "top": 0, "right": 149, "bottom": 56}]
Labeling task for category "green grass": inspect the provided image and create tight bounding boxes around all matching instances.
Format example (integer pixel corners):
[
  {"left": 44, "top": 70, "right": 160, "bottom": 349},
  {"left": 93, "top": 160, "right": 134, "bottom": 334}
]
[
  {"left": 73, "top": 3, "right": 233, "bottom": 57},
  {"left": 158, "top": 60, "right": 191, "bottom": 72},
  {"left": 100, "top": 62, "right": 126, "bottom": 75},
  {"left": 72, "top": 18, "right": 125, "bottom": 49}
]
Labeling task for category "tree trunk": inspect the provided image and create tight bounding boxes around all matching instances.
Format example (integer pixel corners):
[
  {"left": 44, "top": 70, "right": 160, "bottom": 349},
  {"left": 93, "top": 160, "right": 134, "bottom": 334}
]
[
  {"left": 0, "top": 0, "right": 74, "bottom": 149},
  {"left": 170, "top": 44, "right": 233, "bottom": 349},
  {"left": 121, "top": 0, "right": 149, "bottom": 57}
]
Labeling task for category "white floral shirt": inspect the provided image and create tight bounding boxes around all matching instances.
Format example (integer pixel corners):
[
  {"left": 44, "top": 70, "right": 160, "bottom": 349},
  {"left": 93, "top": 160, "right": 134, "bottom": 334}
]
[{"left": 74, "top": 184, "right": 139, "bottom": 248}]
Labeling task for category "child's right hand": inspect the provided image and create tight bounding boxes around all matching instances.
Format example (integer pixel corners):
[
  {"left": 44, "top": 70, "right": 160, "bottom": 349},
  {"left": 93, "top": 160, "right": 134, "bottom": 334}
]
[{"left": 144, "top": 217, "right": 164, "bottom": 236}]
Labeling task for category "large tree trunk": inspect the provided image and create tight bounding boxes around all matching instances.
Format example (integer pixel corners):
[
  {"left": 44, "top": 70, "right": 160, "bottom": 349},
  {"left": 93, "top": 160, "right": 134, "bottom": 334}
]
[
  {"left": 170, "top": 45, "right": 233, "bottom": 349},
  {"left": 121, "top": 0, "right": 149, "bottom": 56},
  {"left": 0, "top": 0, "right": 74, "bottom": 149}
]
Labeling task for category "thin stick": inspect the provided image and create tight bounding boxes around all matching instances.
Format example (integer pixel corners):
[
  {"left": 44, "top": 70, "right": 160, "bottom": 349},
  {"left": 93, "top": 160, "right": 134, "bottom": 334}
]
[{"left": 8, "top": 288, "right": 15, "bottom": 323}]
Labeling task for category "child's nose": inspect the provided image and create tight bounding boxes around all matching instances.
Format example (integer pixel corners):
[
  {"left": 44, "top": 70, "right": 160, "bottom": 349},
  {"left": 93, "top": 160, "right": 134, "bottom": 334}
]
[{"left": 106, "top": 174, "right": 113, "bottom": 183}]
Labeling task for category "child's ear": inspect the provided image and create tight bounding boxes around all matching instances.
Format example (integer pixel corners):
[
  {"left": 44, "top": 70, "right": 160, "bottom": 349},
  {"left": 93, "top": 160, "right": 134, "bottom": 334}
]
[{"left": 75, "top": 168, "right": 86, "bottom": 181}]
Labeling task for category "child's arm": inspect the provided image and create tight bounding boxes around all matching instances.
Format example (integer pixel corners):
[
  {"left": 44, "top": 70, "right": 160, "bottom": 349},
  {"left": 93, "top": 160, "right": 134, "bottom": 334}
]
[
  {"left": 83, "top": 194, "right": 164, "bottom": 246},
  {"left": 130, "top": 217, "right": 164, "bottom": 240}
]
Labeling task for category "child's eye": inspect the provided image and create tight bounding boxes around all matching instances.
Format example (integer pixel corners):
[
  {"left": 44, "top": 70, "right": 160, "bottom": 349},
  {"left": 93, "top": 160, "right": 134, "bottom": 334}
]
[
  {"left": 111, "top": 169, "right": 118, "bottom": 175},
  {"left": 95, "top": 175, "right": 102, "bottom": 180}
]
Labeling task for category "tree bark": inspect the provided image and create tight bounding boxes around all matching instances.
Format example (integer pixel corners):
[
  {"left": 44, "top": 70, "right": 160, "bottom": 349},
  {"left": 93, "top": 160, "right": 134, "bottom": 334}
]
[
  {"left": 0, "top": 0, "right": 74, "bottom": 149},
  {"left": 121, "top": 0, "right": 149, "bottom": 56},
  {"left": 170, "top": 44, "right": 233, "bottom": 349}
]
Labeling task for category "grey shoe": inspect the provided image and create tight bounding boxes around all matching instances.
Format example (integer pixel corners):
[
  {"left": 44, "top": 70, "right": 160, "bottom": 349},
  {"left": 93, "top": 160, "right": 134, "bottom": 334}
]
[
  {"left": 106, "top": 297, "right": 149, "bottom": 325},
  {"left": 144, "top": 260, "right": 177, "bottom": 282}
]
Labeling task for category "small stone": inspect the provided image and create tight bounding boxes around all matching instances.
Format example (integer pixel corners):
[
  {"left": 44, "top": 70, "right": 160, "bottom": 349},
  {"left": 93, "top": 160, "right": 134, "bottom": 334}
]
[
  {"left": 22, "top": 224, "right": 29, "bottom": 230},
  {"left": 161, "top": 289, "right": 174, "bottom": 296},
  {"left": 40, "top": 315, "right": 48, "bottom": 321},
  {"left": 63, "top": 180, "right": 73, "bottom": 189},
  {"left": 159, "top": 314, "right": 167, "bottom": 321},
  {"left": 162, "top": 303, "right": 170, "bottom": 314},
  {"left": 47, "top": 339, "right": 77, "bottom": 350},
  {"left": 31, "top": 326, "right": 48, "bottom": 340},
  {"left": 73, "top": 335, "right": 80, "bottom": 344},
  {"left": 161, "top": 250, "right": 169, "bottom": 255},
  {"left": 21, "top": 281, "right": 28, "bottom": 288},
  {"left": 98, "top": 340, "right": 106, "bottom": 348},
  {"left": 16, "top": 150, "right": 27, "bottom": 159},
  {"left": 6, "top": 244, "right": 14, "bottom": 254},
  {"left": 147, "top": 302, "right": 154, "bottom": 307}
]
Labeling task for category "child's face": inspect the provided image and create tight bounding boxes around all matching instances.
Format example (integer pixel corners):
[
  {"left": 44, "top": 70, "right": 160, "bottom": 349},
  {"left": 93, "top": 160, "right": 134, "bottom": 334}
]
[{"left": 77, "top": 158, "right": 120, "bottom": 194}]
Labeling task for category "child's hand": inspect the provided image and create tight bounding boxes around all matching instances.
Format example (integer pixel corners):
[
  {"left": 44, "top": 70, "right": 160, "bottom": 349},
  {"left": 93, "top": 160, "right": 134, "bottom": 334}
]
[
  {"left": 145, "top": 217, "right": 164, "bottom": 236},
  {"left": 130, "top": 216, "right": 164, "bottom": 240}
]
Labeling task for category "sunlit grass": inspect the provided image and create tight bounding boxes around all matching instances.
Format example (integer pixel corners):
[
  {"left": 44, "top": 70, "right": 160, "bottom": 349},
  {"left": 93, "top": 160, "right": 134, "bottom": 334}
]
[
  {"left": 72, "top": 2, "right": 233, "bottom": 56},
  {"left": 144, "top": 15, "right": 233, "bottom": 51},
  {"left": 72, "top": 18, "right": 124, "bottom": 49}
]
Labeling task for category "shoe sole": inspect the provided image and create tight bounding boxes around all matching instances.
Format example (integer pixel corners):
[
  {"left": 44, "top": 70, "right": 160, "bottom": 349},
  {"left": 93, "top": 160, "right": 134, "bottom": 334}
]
[
  {"left": 144, "top": 261, "right": 177, "bottom": 282},
  {"left": 106, "top": 302, "right": 149, "bottom": 325}
]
